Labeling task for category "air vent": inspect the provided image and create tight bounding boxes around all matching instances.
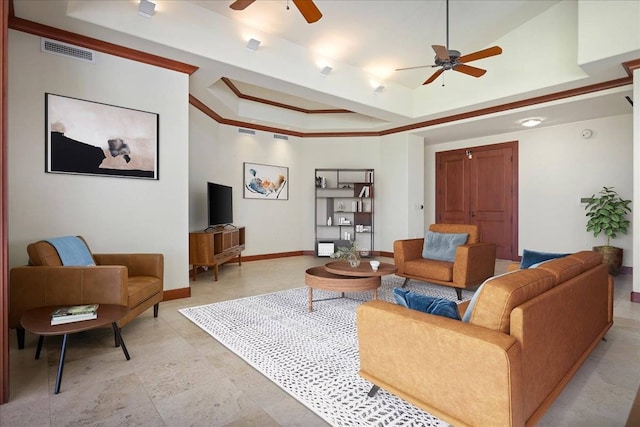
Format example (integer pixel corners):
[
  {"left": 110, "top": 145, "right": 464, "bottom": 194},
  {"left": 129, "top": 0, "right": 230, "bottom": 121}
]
[
  {"left": 41, "top": 38, "right": 95, "bottom": 63},
  {"left": 238, "top": 128, "right": 256, "bottom": 135},
  {"left": 273, "top": 134, "right": 289, "bottom": 141}
]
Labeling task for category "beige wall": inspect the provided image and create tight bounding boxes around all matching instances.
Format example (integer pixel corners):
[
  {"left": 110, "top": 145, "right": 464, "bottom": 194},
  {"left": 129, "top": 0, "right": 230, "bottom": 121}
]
[
  {"left": 8, "top": 30, "right": 190, "bottom": 291},
  {"left": 424, "top": 114, "right": 634, "bottom": 265}
]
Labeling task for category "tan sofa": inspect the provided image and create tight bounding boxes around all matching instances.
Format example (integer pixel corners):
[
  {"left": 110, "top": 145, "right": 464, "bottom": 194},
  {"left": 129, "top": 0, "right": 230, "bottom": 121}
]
[
  {"left": 9, "top": 238, "right": 164, "bottom": 349},
  {"left": 357, "top": 250, "right": 613, "bottom": 427},
  {"left": 394, "top": 224, "right": 496, "bottom": 300}
]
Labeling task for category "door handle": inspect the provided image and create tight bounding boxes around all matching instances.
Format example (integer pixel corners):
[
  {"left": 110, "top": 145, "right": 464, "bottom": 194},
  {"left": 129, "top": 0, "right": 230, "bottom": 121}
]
[{"left": 470, "top": 211, "right": 476, "bottom": 217}]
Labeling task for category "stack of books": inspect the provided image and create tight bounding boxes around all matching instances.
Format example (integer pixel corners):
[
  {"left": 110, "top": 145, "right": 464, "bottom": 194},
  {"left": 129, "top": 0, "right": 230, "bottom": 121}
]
[{"left": 50, "top": 304, "right": 99, "bottom": 325}]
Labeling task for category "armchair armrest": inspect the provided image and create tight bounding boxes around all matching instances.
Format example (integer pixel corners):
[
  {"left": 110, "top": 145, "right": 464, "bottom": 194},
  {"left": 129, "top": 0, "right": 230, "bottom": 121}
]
[
  {"left": 9, "top": 265, "right": 128, "bottom": 329},
  {"left": 357, "top": 300, "right": 524, "bottom": 427},
  {"left": 393, "top": 239, "right": 424, "bottom": 274},
  {"left": 452, "top": 242, "right": 496, "bottom": 286},
  {"left": 93, "top": 253, "right": 163, "bottom": 278}
]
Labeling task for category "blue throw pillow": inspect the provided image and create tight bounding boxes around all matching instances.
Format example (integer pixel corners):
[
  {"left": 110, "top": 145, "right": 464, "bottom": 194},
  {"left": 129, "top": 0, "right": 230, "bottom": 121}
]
[
  {"left": 422, "top": 231, "right": 469, "bottom": 262},
  {"left": 393, "top": 288, "right": 461, "bottom": 320},
  {"left": 519, "top": 249, "right": 568, "bottom": 269}
]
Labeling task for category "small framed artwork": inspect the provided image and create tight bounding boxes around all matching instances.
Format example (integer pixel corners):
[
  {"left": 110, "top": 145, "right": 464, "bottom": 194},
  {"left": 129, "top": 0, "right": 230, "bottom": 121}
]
[
  {"left": 243, "top": 162, "right": 289, "bottom": 200},
  {"left": 45, "top": 93, "right": 159, "bottom": 179}
]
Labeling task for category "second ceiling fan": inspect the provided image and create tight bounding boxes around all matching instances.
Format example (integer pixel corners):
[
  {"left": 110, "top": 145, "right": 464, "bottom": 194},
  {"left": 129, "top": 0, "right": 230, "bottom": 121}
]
[
  {"left": 397, "top": 0, "right": 503, "bottom": 85},
  {"left": 230, "top": 0, "right": 322, "bottom": 24}
]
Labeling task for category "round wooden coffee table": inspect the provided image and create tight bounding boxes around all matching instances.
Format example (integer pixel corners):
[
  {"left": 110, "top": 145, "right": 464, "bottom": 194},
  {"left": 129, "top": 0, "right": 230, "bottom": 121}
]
[
  {"left": 20, "top": 304, "right": 131, "bottom": 394},
  {"left": 305, "top": 261, "right": 397, "bottom": 312}
]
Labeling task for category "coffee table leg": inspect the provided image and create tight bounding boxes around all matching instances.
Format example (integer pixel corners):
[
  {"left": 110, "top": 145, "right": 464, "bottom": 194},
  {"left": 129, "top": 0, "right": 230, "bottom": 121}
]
[
  {"left": 54, "top": 334, "right": 69, "bottom": 394},
  {"left": 35, "top": 335, "right": 44, "bottom": 360},
  {"left": 112, "top": 323, "right": 130, "bottom": 361},
  {"left": 308, "top": 287, "right": 313, "bottom": 312}
]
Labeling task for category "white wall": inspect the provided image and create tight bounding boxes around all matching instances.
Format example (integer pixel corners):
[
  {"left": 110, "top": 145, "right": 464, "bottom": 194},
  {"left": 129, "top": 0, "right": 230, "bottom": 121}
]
[
  {"left": 8, "top": 30, "right": 190, "bottom": 291},
  {"left": 424, "top": 114, "right": 634, "bottom": 265},
  {"left": 189, "top": 118, "right": 426, "bottom": 255}
]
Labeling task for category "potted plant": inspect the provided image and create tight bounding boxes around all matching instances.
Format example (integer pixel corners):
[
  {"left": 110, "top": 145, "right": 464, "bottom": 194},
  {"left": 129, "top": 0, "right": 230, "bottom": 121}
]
[
  {"left": 585, "top": 186, "right": 632, "bottom": 275},
  {"left": 330, "top": 242, "right": 361, "bottom": 267}
]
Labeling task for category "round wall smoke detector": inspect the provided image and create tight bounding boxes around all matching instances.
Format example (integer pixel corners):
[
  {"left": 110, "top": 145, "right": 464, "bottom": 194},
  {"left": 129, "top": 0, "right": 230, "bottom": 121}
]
[{"left": 581, "top": 129, "right": 593, "bottom": 139}]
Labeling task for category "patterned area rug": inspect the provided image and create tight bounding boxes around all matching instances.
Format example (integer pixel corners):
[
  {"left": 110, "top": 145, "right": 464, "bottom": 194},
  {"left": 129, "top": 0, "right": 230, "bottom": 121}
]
[{"left": 179, "top": 276, "right": 473, "bottom": 426}]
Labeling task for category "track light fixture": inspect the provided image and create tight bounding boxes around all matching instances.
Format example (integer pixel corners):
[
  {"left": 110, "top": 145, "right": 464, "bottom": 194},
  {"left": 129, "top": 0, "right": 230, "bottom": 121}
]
[
  {"left": 246, "top": 38, "right": 261, "bottom": 52},
  {"left": 320, "top": 66, "right": 333, "bottom": 76},
  {"left": 138, "top": 0, "right": 156, "bottom": 18}
]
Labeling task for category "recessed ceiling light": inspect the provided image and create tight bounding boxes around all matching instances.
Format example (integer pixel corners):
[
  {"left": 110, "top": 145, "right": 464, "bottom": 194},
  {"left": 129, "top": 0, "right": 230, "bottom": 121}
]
[
  {"left": 138, "top": 0, "right": 156, "bottom": 18},
  {"left": 246, "top": 38, "right": 261, "bottom": 52},
  {"left": 521, "top": 118, "right": 543, "bottom": 127}
]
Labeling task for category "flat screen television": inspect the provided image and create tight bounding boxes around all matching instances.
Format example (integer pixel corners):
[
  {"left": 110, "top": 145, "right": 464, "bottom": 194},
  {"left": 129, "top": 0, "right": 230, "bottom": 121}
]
[{"left": 207, "top": 182, "right": 233, "bottom": 227}]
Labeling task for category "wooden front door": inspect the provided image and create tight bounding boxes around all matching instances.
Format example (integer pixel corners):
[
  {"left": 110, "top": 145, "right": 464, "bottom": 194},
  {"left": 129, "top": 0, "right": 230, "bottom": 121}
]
[{"left": 436, "top": 141, "right": 518, "bottom": 260}]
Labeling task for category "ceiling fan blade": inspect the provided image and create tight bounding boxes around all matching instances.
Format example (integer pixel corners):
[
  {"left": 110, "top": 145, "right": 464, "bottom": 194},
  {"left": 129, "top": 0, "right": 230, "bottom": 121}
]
[
  {"left": 454, "top": 63, "right": 487, "bottom": 78},
  {"left": 292, "top": 0, "right": 323, "bottom": 23},
  {"left": 432, "top": 45, "right": 450, "bottom": 61},
  {"left": 396, "top": 65, "right": 432, "bottom": 71},
  {"left": 229, "top": 0, "right": 255, "bottom": 10},
  {"left": 423, "top": 69, "right": 444, "bottom": 85},
  {"left": 458, "top": 46, "right": 502, "bottom": 63}
]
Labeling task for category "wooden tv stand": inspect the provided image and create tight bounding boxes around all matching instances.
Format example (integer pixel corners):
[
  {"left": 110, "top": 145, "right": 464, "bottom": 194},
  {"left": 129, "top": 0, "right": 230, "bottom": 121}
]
[{"left": 189, "top": 226, "right": 245, "bottom": 281}]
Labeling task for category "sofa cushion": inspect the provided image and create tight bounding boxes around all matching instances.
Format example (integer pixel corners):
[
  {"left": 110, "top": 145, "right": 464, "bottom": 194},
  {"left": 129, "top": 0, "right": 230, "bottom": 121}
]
[
  {"left": 429, "top": 223, "right": 480, "bottom": 244},
  {"left": 404, "top": 259, "right": 453, "bottom": 282},
  {"left": 422, "top": 231, "right": 469, "bottom": 261},
  {"left": 520, "top": 249, "right": 568, "bottom": 269},
  {"left": 393, "top": 288, "right": 460, "bottom": 320},
  {"left": 567, "top": 250, "right": 603, "bottom": 270},
  {"left": 469, "top": 268, "right": 555, "bottom": 333},
  {"left": 535, "top": 256, "right": 585, "bottom": 285},
  {"left": 127, "top": 276, "right": 162, "bottom": 307}
]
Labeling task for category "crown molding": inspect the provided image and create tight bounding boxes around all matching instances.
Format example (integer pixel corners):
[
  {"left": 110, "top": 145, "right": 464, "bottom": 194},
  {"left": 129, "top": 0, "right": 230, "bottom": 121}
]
[{"left": 221, "top": 77, "right": 353, "bottom": 115}]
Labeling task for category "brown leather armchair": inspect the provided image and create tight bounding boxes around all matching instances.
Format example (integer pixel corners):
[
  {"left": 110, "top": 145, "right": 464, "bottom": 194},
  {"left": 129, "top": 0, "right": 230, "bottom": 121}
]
[
  {"left": 393, "top": 224, "right": 496, "bottom": 299},
  {"left": 9, "top": 237, "right": 163, "bottom": 349}
]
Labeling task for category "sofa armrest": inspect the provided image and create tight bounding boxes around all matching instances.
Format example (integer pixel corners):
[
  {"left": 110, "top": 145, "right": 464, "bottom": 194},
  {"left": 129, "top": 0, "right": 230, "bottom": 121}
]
[
  {"left": 393, "top": 239, "right": 423, "bottom": 274},
  {"left": 452, "top": 242, "right": 496, "bottom": 286},
  {"left": 357, "top": 300, "right": 524, "bottom": 427},
  {"left": 9, "top": 265, "right": 128, "bottom": 329},
  {"left": 93, "top": 253, "right": 164, "bottom": 278}
]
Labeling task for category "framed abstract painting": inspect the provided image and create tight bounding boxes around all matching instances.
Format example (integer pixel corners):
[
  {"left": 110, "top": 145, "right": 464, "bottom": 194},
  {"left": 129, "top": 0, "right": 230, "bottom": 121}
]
[
  {"left": 45, "top": 93, "right": 159, "bottom": 179},
  {"left": 243, "top": 162, "right": 289, "bottom": 200}
]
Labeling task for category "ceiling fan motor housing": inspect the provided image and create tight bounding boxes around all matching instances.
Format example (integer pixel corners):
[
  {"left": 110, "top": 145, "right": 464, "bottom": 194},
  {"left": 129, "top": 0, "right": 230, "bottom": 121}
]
[{"left": 434, "top": 49, "right": 461, "bottom": 69}]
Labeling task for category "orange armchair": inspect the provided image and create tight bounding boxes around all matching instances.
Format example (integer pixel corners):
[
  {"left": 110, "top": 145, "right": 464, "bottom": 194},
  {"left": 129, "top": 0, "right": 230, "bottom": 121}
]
[
  {"left": 393, "top": 224, "right": 496, "bottom": 300},
  {"left": 9, "top": 237, "right": 163, "bottom": 349}
]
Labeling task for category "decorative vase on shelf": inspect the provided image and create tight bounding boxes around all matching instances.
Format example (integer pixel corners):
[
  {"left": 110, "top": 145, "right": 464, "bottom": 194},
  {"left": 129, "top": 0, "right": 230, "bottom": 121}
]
[
  {"left": 327, "top": 217, "right": 332, "bottom": 226},
  {"left": 347, "top": 252, "right": 361, "bottom": 268}
]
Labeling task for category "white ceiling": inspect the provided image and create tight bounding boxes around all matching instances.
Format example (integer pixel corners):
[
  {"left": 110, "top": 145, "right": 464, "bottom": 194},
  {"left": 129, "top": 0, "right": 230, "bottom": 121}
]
[{"left": 11, "top": 0, "right": 637, "bottom": 140}]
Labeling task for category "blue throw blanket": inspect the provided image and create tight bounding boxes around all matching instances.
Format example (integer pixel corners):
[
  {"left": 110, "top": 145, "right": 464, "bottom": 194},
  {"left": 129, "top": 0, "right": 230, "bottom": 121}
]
[{"left": 46, "top": 236, "right": 96, "bottom": 266}]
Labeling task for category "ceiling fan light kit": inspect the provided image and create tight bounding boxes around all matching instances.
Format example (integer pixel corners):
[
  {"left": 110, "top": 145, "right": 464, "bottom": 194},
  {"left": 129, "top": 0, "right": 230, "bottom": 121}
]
[{"left": 396, "top": 0, "right": 502, "bottom": 85}]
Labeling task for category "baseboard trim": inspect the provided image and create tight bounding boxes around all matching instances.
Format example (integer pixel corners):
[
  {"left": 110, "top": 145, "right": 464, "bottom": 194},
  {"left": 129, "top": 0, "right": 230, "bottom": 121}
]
[{"left": 162, "top": 287, "right": 190, "bottom": 301}]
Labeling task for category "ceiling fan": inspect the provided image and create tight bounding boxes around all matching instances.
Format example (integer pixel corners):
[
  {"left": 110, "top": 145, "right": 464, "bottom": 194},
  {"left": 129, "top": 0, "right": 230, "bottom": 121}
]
[
  {"left": 229, "top": 0, "right": 323, "bottom": 24},
  {"left": 396, "top": 0, "right": 502, "bottom": 85}
]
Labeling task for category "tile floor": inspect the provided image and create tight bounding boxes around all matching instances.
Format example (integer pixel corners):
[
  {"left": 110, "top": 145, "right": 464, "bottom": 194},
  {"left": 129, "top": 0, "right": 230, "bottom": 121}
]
[{"left": 0, "top": 256, "right": 638, "bottom": 426}]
